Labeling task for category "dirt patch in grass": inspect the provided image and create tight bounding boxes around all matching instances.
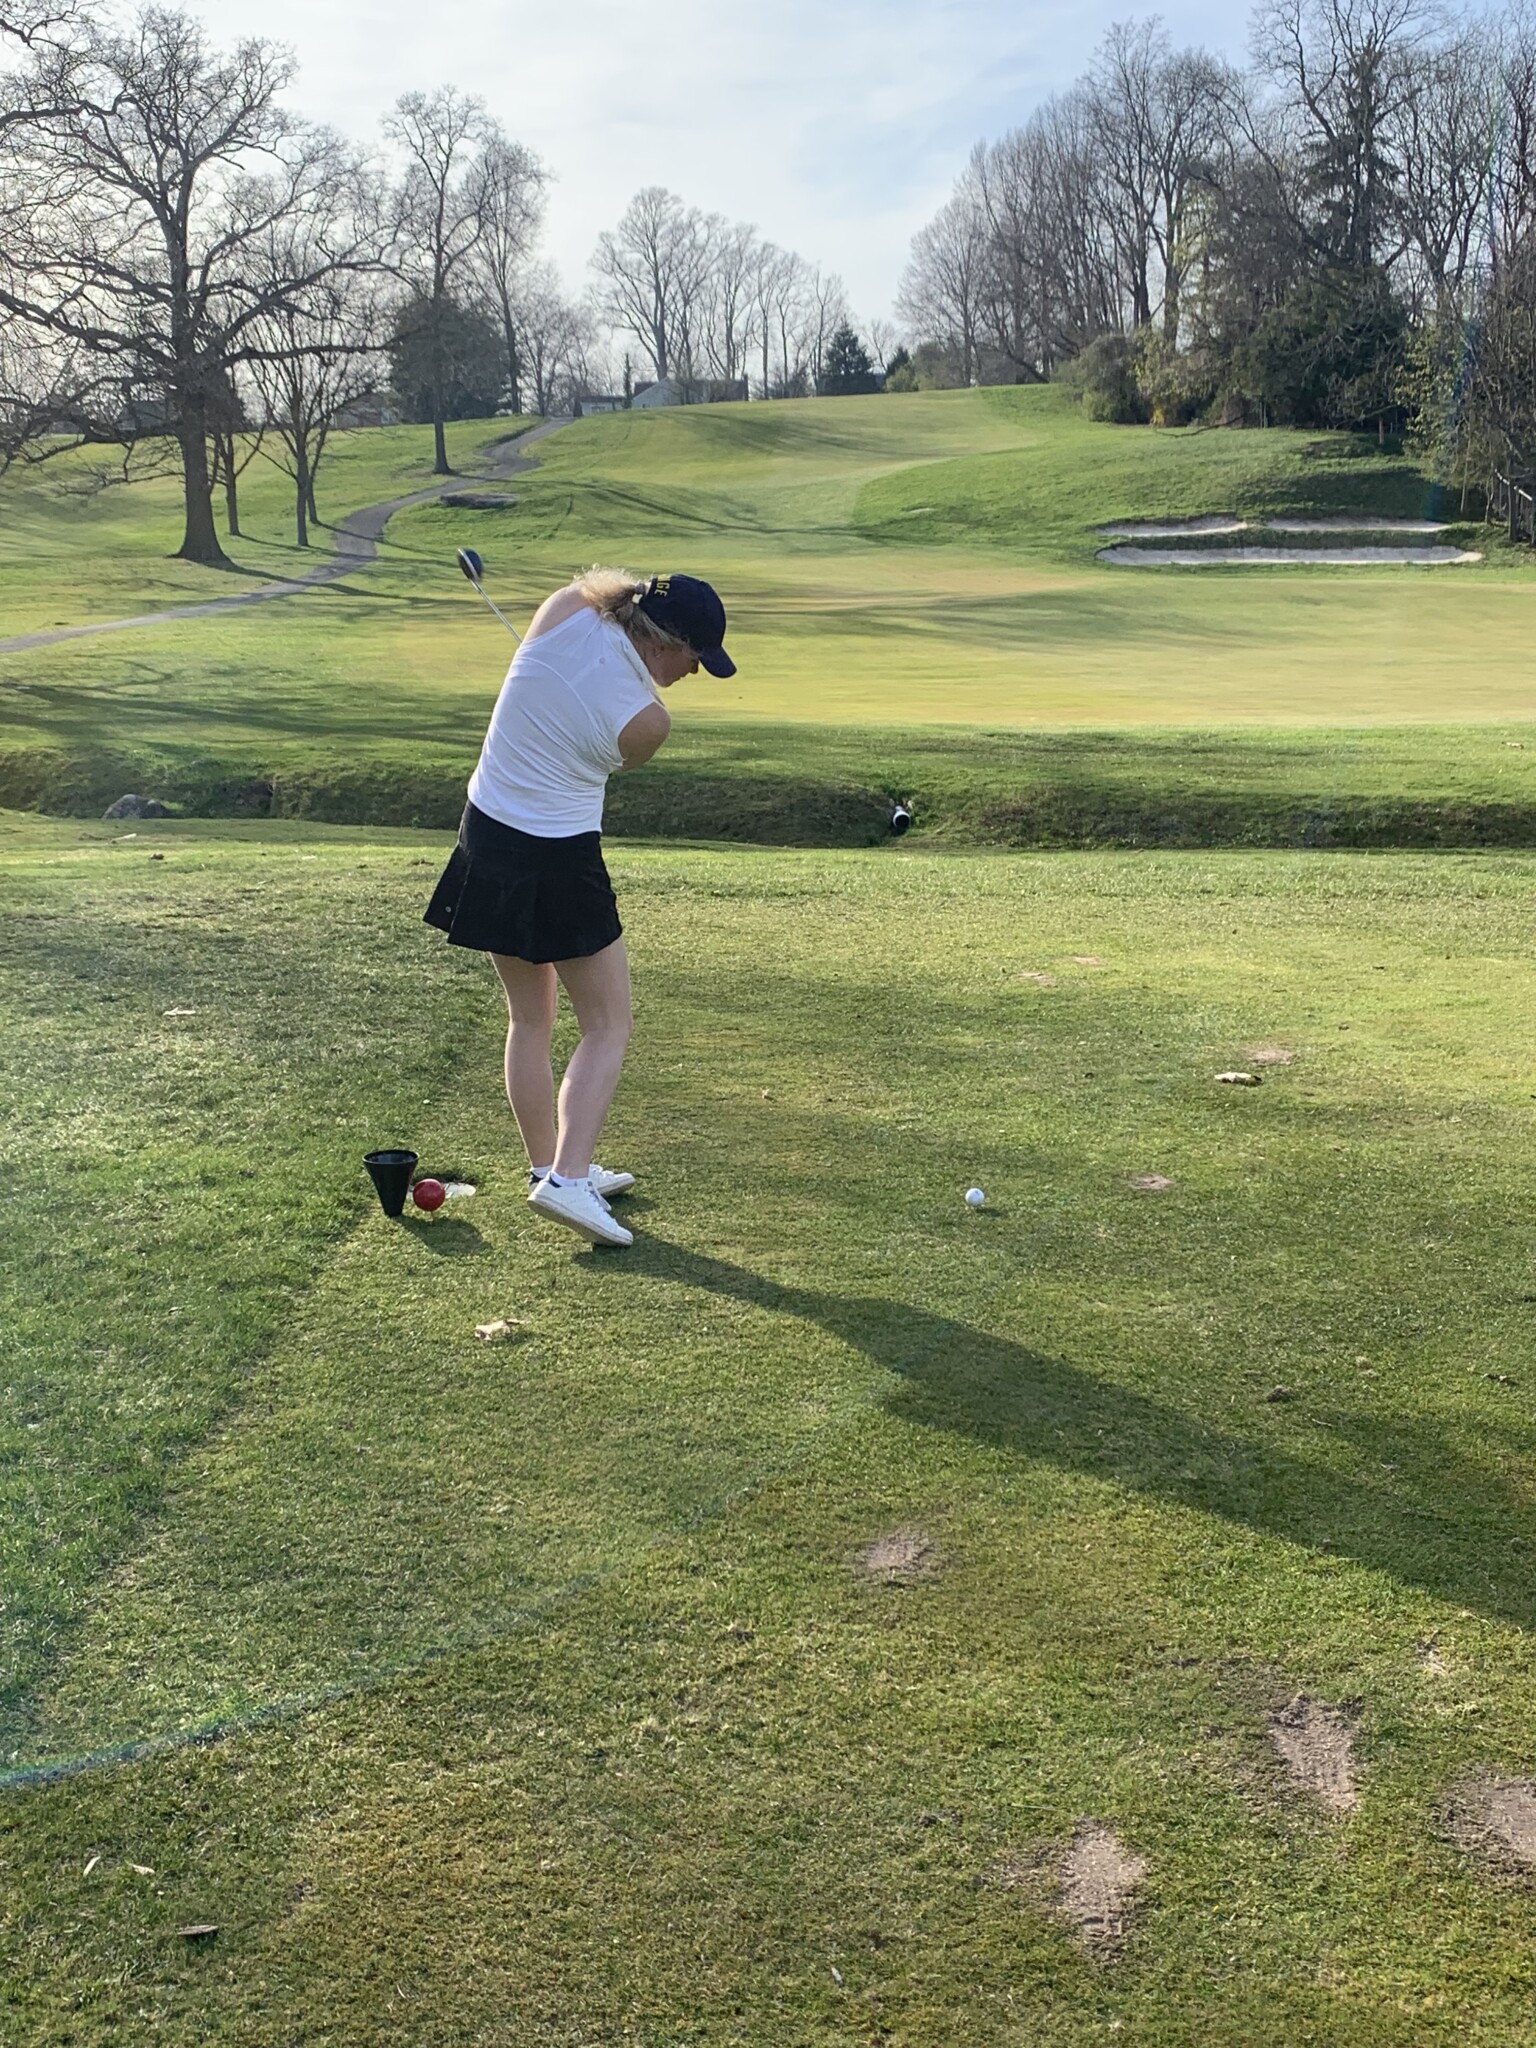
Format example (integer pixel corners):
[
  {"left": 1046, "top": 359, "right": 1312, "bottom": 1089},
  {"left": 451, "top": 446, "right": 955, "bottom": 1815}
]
[
  {"left": 1129, "top": 1173, "right": 1175, "bottom": 1191},
  {"left": 856, "top": 1529, "right": 938, "bottom": 1585},
  {"left": 1446, "top": 1775, "right": 1536, "bottom": 1876},
  {"left": 1268, "top": 1695, "right": 1360, "bottom": 1813},
  {"left": 1059, "top": 1821, "right": 1149, "bottom": 1951},
  {"left": 1016, "top": 971, "right": 1058, "bottom": 987},
  {"left": 1248, "top": 1046, "right": 1297, "bottom": 1066},
  {"left": 996, "top": 1822, "right": 1148, "bottom": 1955}
]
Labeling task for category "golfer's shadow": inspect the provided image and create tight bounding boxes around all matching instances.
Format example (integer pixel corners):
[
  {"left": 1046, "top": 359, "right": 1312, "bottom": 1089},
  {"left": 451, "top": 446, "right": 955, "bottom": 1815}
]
[{"left": 624, "top": 1236, "right": 1536, "bottom": 1635}]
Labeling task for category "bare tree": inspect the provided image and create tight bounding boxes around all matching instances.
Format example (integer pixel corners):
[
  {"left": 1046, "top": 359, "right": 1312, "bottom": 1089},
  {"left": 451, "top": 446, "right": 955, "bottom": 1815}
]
[
  {"left": 1465, "top": 227, "right": 1536, "bottom": 474},
  {"left": 1494, "top": 6, "right": 1536, "bottom": 267},
  {"left": 898, "top": 176, "right": 989, "bottom": 382},
  {"left": 748, "top": 240, "right": 793, "bottom": 395},
  {"left": 699, "top": 219, "right": 759, "bottom": 383},
  {"left": 1087, "top": 21, "right": 1234, "bottom": 344},
  {"left": 1389, "top": 20, "right": 1501, "bottom": 315},
  {"left": 972, "top": 94, "right": 1123, "bottom": 379},
  {"left": 469, "top": 126, "right": 546, "bottom": 416},
  {"left": 1250, "top": 0, "right": 1433, "bottom": 271},
  {"left": 592, "top": 186, "right": 717, "bottom": 381},
  {"left": 0, "top": 7, "right": 388, "bottom": 564},
  {"left": 865, "top": 316, "right": 900, "bottom": 374},
  {"left": 515, "top": 262, "right": 595, "bottom": 414},
  {"left": 385, "top": 85, "right": 488, "bottom": 474},
  {"left": 249, "top": 233, "right": 385, "bottom": 546}
]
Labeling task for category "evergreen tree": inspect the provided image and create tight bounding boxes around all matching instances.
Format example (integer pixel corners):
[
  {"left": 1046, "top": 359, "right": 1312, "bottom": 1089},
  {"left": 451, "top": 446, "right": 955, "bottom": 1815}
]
[
  {"left": 817, "top": 322, "right": 879, "bottom": 396},
  {"left": 386, "top": 295, "right": 505, "bottom": 423}
]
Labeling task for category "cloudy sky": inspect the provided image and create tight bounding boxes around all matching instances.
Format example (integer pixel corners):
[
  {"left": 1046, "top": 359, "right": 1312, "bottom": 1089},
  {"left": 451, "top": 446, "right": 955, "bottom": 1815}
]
[{"left": 211, "top": 0, "right": 1245, "bottom": 323}]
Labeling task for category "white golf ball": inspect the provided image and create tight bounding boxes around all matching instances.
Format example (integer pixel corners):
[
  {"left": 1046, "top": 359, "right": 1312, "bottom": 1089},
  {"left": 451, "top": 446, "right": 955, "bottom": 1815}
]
[{"left": 964, "top": 1187, "right": 987, "bottom": 1208}]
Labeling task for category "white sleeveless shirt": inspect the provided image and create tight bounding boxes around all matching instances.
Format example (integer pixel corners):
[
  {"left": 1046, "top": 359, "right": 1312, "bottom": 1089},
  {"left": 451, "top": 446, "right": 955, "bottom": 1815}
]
[{"left": 467, "top": 606, "right": 660, "bottom": 837}]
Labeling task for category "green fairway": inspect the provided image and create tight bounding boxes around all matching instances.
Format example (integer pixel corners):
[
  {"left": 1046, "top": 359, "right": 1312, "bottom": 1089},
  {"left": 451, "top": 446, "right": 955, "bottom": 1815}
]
[
  {"left": 6, "top": 814, "right": 1536, "bottom": 2042},
  {"left": 2, "top": 388, "right": 1533, "bottom": 845}
]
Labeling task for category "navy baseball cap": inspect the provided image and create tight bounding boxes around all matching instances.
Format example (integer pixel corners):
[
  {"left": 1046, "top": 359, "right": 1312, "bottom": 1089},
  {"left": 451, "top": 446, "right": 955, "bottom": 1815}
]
[{"left": 637, "top": 572, "right": 736, "bottom": 676}]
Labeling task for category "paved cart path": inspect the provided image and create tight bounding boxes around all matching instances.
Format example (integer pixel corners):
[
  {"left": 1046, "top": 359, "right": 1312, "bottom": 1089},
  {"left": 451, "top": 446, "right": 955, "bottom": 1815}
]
[{"left": 0, "top": 416, "right": 571, "bottom": 657}]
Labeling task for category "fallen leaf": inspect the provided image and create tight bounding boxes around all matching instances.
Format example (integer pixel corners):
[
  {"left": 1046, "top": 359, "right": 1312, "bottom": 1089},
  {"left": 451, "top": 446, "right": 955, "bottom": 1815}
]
[
  {"left": 1265, "top": 1386, "right": 1295, "bottom": 1403},
  {"left": 1215, "top": 1070, "right": 1262, "bottom": 1086},
  {"left": 177, "top": 1924, "right": 219, "bottom": 1941},
  {"left": 163, "top": 1007, "right": 195, "bottom": 1018},
  {"left": 82, "top": 1854, "right": 101, "bottom": 1878},
  {"left": 475, "top": 1318, "right": 529, "bottom": 1343},
  {"left": 129, "top": 1863, "right": 155, "bottom": 1876}
]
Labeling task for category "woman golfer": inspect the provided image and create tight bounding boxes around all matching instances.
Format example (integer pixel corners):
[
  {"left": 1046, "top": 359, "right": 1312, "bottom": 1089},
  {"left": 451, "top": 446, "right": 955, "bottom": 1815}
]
[{"left": 425, "top": 568, "right": 735, "bottom": 1248}]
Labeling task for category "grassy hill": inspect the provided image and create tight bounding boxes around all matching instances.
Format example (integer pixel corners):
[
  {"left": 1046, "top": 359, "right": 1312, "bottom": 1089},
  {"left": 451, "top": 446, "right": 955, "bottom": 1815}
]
[{"left": 0, "top": 388, "right": 1533, "bottom": 844}]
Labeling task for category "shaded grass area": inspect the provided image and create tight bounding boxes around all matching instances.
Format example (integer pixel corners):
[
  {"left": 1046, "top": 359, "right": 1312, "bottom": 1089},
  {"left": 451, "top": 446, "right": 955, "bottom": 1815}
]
[
  {"left": 5, "top": 818, "right": 1536, "bottom": 2041},
  {"left": 4, "top": 719, "right": 1534, "bottom": 851}
]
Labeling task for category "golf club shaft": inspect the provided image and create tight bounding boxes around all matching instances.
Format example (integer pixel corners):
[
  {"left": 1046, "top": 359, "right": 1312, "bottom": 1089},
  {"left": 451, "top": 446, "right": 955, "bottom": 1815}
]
[{"left": 472, "top": 582, "right": 522, "bottom": 642}]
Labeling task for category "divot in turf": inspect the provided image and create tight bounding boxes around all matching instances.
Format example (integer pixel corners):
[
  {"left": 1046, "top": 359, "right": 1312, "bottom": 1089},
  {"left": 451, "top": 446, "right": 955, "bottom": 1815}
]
[
  {"left": 1268, "top": 1695, "right": 1360, "bottom": 1813},
  {"left": 1445, "top": 1775, "right": 1536, "bottom": 1877},
  {"left": 995, "top": 1822, "right": 1149, "bottom": 1957},
  {"left": 855, "top": 1529, "right": 938, "bottom": 1585}
]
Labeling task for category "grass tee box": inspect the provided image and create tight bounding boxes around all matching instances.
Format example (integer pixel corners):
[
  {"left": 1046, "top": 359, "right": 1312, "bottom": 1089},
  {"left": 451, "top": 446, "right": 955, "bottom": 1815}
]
[
  {"left": 1, "top": 390, "right": 1533, "bottom": 847},
  {"left": 6, "top": 815, "right": 1536, "bottom": 2041}
]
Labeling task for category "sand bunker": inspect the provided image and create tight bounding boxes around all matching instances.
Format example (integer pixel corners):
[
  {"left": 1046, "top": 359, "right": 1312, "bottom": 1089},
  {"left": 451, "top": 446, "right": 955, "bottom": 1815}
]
[
  {"left": 1096, "top": 515, "right": 1246, "bottom": 538},
  {"left": 1267, "top": 516, "right": 1448, "bottom": 533},
  {"left": 1099, "top": 544, "right": 1480, "bottom": 567}
]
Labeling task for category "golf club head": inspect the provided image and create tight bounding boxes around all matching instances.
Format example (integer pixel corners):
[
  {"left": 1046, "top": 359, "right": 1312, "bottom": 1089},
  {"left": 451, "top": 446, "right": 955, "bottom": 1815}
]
[{"left": 456, "top": 546, "right": 485, "bottom": 585}]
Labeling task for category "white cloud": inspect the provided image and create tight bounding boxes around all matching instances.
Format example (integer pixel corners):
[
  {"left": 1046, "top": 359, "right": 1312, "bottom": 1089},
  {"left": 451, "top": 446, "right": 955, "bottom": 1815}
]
[{"left": 206, "top": 0, "right": 1245, "bottom": 323}]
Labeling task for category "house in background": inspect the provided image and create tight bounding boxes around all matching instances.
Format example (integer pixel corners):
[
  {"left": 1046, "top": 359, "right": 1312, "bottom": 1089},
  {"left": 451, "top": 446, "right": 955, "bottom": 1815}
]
[
  {"left": 334, "top": 391, "right": 403, "bottom": 428},
  {"left": 574, "top": 393, "right": 626, "bottom": 414},
  {"left": 632, "top": 376, "right": 748, "bottom": 408}
]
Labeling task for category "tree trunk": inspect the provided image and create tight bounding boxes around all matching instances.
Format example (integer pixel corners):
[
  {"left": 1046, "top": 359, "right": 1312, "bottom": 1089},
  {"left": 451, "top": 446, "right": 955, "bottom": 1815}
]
[
  {"left": 223, "top": 439, "right": 242, "bottom": 537},
  {"left": 499, "top": 297, "right": 522, "bottom": 416},
  {"left": 176, "top": 406, "right": 231, "bottom": 567},
  {"left": 432, "top": 400, "right": 449, "bottom": 474}
]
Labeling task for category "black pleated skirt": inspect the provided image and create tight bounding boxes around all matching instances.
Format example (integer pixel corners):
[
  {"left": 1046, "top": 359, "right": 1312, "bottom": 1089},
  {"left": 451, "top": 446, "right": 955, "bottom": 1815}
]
[{"left": 423, "top": 802, "right": 623, "bottom": 963}]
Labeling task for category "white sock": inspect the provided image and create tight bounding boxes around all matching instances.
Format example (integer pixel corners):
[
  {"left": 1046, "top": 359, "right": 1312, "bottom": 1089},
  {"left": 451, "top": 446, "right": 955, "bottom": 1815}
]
[
  {"left": 549, "top": 1170, "right": 590, "bottom": 1187},
  {"left": 529, "top": 1164, "right": 553, "bottom": 1181}
]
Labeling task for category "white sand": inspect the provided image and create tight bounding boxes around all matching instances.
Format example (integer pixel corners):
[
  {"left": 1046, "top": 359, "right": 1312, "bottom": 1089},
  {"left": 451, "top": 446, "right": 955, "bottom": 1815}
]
[
  {"left": 1098, "top": 544, "right": 1481, "bottom": 567},
  {"left": 1266, "top": 516, "right": 1448, "bottom": 533},
  {"left": 1096, "top": 515, "right": 1247, "bottom": 537}
]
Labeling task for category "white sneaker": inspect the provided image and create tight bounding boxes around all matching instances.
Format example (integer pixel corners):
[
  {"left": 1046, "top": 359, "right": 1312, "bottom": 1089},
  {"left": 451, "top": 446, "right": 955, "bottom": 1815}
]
[
  {"left": 529, "top": 1164, "right": 635, "bottom": 1200},
  {"left": 528, "top": 1174, "right": 633, "bottom": 1248}
]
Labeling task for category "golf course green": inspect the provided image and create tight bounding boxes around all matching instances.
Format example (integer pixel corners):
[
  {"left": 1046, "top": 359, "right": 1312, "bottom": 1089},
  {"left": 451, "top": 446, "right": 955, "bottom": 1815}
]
[{"left": 3, "top": 392, "right": 1536, "bottom": 2041}]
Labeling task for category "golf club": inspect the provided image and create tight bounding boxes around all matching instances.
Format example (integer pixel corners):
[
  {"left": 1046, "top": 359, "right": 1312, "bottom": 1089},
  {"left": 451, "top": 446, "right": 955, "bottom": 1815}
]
[{"left": 456, "top": 546, "right": 522, "bottom": 642}]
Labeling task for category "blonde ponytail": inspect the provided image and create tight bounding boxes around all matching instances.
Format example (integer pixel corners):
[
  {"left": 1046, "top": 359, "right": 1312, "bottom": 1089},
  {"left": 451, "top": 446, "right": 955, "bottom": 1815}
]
[{"left": 576, "top": 564, "right": 691, "bottom": 660}]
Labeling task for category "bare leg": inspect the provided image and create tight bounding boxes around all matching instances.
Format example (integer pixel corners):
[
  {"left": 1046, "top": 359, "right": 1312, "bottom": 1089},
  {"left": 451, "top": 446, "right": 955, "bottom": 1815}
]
[
  {"left": 551, "top": 938, "right": 634, "bottom": 1178},
  {"left": 490, "top": 954, "right": 558, "bottom": 1167}
]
